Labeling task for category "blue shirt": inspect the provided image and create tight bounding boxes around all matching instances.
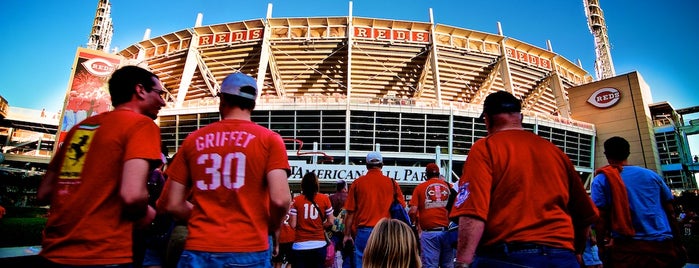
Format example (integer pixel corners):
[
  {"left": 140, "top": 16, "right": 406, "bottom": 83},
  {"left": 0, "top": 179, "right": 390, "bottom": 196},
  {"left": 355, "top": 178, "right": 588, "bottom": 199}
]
[{"left": 591, "top": 165, "right": 673, "bottom": 241}]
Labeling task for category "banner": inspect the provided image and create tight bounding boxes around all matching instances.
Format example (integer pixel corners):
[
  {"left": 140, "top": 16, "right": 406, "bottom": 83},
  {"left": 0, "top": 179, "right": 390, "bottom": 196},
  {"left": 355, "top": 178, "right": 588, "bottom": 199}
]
[
  {"left": 55, "top": 48, "right": 122, "bottom": 148},
  {"left": 288, "top": 160, "right": 429, "bottom": 185}
]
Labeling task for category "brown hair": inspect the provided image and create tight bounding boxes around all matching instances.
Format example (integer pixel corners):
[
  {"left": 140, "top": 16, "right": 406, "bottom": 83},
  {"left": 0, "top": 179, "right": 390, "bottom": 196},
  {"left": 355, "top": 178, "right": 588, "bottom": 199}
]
[{"left": 301, "top": 171, "right": 319, "bottom": 202}]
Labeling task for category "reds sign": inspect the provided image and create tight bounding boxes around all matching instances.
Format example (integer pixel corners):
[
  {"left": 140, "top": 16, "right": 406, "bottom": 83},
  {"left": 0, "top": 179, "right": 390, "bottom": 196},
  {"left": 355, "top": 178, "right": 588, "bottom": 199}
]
[
  {"left": 81, "top": 58, "right": 116, "bottom": 77},
  {"left": 587, "top": 87, "right": 621, "bottom": 108}
]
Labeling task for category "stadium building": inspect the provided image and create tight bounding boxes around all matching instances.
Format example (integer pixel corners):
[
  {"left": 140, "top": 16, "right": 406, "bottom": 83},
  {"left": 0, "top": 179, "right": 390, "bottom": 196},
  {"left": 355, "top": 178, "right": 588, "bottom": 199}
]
[
  {"left": 3, "top": 1, "right": 696, "bottom": 195},
  {"left": 112, "top": 3, "right": 600, "bottom": 193}
]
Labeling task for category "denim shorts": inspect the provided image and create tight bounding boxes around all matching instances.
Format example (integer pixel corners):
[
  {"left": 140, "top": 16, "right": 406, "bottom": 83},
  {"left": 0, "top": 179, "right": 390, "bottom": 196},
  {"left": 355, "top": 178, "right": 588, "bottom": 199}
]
[{"left": 177, "top": 249, "right": 271, "bottom": 268}]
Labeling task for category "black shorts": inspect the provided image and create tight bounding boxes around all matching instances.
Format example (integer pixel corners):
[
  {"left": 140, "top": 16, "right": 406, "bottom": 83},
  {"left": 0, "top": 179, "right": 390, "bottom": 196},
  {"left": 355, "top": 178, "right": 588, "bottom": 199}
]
[{"left": 272, "top": 242, "right": 293, "bottom": 263}]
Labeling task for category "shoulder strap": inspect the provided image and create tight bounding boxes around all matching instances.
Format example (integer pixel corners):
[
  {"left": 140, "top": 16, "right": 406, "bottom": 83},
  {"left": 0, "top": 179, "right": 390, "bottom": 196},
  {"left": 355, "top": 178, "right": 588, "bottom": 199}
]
[
  {"left": 310, "top": 198, "right": 326, "bottom": 222},
  {"left": 391, "top": 177, "right": 399, "bottom": 202}
]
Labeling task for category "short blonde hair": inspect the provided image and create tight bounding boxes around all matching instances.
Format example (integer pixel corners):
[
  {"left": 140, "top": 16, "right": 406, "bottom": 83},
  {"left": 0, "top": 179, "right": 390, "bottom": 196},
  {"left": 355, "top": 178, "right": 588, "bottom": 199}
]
[{"left": 362, "top": 218, "right": 422, "bottom": 268}]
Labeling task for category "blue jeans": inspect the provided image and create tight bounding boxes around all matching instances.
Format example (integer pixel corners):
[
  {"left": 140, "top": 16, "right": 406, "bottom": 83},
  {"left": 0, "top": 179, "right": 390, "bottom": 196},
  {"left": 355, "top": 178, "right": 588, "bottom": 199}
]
[
  {"left": 353, "top": 227, "right": 373, "bottom": 268},
  {"left": 473, "top": 244, "right": 578, "bottom": 268},
  {"left": 177, "top": 250, "right": 271, "bottom": 268},
  {"left": 420, "top": 230, "right": 454, "bottom": 268},
  {"left": 331, "top": 232, "right": 355, "bottom": 268}
]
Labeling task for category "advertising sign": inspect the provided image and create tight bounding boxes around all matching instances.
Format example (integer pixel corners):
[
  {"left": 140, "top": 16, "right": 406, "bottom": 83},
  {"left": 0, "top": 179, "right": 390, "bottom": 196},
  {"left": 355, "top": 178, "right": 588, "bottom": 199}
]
[
  {"left": 288, "top": 160, "right": 428, "bottom": 185},
  {"left": 55, "top": 48, "right": 122, "bottom": 148}
]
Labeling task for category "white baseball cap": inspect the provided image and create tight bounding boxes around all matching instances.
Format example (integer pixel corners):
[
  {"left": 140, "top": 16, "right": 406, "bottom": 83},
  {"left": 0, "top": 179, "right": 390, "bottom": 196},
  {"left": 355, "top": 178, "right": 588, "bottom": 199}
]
[{"left": 366, "top": 151, "right": 383, "bottom": 164}]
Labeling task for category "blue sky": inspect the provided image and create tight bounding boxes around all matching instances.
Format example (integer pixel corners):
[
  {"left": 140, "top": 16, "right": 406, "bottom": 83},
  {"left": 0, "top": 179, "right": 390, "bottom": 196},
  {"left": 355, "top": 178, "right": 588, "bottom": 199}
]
[{"left": 1, "top": 0, "right": 698, "bottom": 154}]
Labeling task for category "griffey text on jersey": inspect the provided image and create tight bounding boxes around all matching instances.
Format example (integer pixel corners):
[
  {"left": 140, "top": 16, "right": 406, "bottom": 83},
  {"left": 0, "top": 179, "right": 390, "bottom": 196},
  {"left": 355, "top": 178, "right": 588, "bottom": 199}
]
[{"left": 195, "top": 131, "right": 256, "bottom": 151}]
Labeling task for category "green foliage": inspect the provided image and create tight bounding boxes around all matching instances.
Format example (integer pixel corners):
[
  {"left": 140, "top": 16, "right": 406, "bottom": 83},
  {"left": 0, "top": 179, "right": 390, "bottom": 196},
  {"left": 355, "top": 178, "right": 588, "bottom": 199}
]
[
  {"left": 0, "top": 171, "right": 42, "bottom": 207},
  {"left": 0, "top": 217, "right": 46, "bottom": 247},
  {"left": 4, "top": 207, "right": 47, "bottom": 218}
]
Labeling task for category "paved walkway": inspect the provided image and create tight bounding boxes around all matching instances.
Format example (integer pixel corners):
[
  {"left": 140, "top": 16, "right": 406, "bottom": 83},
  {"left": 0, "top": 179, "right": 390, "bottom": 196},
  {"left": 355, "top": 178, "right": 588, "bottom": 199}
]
[
  {"left": 1, "top": 246, "right": 698, "bottom": 267},
  {"left": 0, "top": 246, "right": 40, "bottom": 258}
]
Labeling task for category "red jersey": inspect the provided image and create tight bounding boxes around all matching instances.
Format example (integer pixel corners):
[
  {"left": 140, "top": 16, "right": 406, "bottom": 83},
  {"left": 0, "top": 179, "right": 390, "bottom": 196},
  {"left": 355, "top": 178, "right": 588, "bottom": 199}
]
[
  {"left": 345, "top": 169, "right": 406, "bottom": 227},
  {"left": 41, "top": 110, "right": 162, "bottom": 265},
  {"left": 166, "top": 119, "right": 290, "bottom": 252},
  {"left": 279, "top": 213, "right": 296, "bottom": 244},
  {"left": 450, "top": 130, "right": 598, "bottom": 251},
  {"left": 409, "top": 178, "right": 451, "bottom": 230},
  {"left": 290, "top": 194, "right": 333, "bottom": 242}
]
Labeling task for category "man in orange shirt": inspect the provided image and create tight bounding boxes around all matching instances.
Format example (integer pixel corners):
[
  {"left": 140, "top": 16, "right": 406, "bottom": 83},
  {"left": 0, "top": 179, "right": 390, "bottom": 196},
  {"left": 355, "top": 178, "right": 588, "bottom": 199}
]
[
  {"left": 158, "top": 72, "right": 291, "bottom": 267},
  {"left": 343, "top": 151, "right": 407, "bottom": 267},
  {"left": 37, "top": 65, "right": 166, "bottom": 267},
  {"left": 409, "top": 163, "right": 453, "bottom": 268},
  {"left": 450, "top": 91, "right": 598, "bottom": 268}
]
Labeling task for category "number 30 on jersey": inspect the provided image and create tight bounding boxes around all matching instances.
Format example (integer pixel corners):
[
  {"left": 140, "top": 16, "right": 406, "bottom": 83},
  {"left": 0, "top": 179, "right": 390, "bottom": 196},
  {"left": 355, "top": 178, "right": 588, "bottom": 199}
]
[{"left": 196, "top": 152, "right": 246, "bottom": 190}]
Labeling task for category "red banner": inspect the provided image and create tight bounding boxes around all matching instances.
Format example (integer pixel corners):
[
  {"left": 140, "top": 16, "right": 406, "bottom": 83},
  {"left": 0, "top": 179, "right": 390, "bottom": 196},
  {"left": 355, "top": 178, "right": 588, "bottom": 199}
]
[{"left": 56, "top": 48, "right": 122, "bottom": 148}]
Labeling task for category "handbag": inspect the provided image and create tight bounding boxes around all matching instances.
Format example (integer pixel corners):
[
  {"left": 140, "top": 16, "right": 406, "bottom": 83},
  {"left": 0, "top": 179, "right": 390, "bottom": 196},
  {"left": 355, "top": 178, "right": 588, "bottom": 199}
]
[
  {"left": 310, "top": 198, "right": 336, "bottom": 266},
  {"left": 310, "top": 199, "right": 332, "bottom": 244},
  {"left": 389, "top": 179, "right": 412, "bottom": 225}
]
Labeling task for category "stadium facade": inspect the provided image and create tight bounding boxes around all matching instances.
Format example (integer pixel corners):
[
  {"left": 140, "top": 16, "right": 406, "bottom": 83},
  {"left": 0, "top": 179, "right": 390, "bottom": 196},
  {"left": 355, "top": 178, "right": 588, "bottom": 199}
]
[
  {"left": 112, "top": 4, "right": 603, "bottom": 193},
  {"left": 4, "top": 2, "right": 696, "bottom": 195}
]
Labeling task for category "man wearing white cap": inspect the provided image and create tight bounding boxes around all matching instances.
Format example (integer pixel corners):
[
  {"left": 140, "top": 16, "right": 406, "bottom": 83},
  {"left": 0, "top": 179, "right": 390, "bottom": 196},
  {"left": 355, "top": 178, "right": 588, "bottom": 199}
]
[
  {"left": 158, "top": 72, "right": 292, "bottom": 267},
  {"left": 343, "top": 151, "right": 407, "bottom": 267}
]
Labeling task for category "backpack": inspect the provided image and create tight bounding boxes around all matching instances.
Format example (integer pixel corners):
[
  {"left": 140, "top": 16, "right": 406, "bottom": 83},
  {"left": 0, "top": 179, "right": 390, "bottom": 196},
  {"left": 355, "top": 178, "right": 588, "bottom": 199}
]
[{"left": 331, "top": 209, "right": 346, "bottom": 233}]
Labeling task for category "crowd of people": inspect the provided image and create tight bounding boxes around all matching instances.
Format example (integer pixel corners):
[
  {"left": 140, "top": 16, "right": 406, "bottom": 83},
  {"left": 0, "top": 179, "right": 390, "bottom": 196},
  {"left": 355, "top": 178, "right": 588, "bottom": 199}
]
[{"left": 32, "top": 65, "right": 689, "bottom": 268}]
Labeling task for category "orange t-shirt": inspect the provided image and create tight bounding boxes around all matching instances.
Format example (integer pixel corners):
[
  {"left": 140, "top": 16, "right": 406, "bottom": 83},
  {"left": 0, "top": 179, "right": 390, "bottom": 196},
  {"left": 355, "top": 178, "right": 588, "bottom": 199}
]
[
  {"left": 166, "top": 119, "right": 290, "bottom": 252},
  {"left": 345, "top": 169, "right": 406, "bottom": 228},
  {"left": 450, "top": 130, "right": 597, "bottom": 251},
  {"left": 290, "top": 194, "right": 333, "bottom": 242},
  {"left": 41, "top": 110, "right": 162, "bottom": 265},
  {"left": 409, "top": 178, "right": 451, "bottom": 230},
  {"left": 279, "top": 214, "right": 296, "bottom": 244}
]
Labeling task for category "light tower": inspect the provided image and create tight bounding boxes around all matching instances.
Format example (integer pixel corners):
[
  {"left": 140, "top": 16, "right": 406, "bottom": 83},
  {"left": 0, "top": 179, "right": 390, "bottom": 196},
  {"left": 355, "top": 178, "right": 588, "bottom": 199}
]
[
  {"left": 86, "top": 0, "right": 114, "bottom": 52},
  {"left": 584, "top": 0, "right": 615, "bottom": 80}
]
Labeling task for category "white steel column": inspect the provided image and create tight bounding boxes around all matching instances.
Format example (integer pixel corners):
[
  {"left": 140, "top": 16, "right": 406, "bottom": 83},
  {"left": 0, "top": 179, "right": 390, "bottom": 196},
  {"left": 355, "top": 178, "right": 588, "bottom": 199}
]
[
  {"left": 175, "top": 13, "right": 203, "bottom": 108},
  {"left": 344, "top": 1, "right": 354, "bottom": 164},
  {"left": 428, "top": 9, "right": 443, "bottom": 107},
  {"left": 496, "top": 22, "right": 515, "bottom": 94},
  {"left": 256, "top": 4, "right": 274, "bottom": 98},
  {"left": 136, "top": 29, "right": 151, "bottom": 61}
]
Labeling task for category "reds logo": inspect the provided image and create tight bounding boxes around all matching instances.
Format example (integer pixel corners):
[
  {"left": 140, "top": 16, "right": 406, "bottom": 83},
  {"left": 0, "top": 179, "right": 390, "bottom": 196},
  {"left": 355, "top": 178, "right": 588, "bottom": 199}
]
[
  {"left": 454, "top": 182, "right": 470, "bottom": 207},
  {"left": 587, "top": 87, "right": 620, "bottom": 108},
  {"left": 82, "top": 58, "right": 116, "bottom": 77}
]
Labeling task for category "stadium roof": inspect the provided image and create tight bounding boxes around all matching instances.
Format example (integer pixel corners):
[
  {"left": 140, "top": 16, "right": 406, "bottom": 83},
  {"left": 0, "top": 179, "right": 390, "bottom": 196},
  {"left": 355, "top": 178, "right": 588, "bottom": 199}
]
[{"left": 119, "top": 16, "right": 592, "bottom": 118}]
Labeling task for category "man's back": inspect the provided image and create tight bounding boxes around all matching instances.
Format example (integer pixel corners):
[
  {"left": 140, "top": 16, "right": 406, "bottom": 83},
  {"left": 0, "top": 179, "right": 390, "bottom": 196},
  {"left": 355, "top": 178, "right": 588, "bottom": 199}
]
[
  {"left": 165, "top": 118, "right": 289, "bottom": 252},
  {"left": 451, "top": 90, "right": 598, "bottom": 267},
  {"left": 345, "top": 169, "right": 403, "bottom": 228},
  {"left": 410, "top": 177, "right": 450, "bottom": 230},
  {"left": 41, "top": 110, "right": 161, "bottom": 265},
  {"left": 453, "top": 129, "right": 594, "bottom": 250},
  {"left": 591, "top": 165, "right": 673, "bottom": 240}
]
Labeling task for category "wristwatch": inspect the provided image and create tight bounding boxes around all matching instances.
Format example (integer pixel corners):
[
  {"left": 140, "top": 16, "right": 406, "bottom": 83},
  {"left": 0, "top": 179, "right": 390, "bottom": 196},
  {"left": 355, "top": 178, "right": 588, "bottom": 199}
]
[{"left": 454, "top": 261, "right": 470, "bottom": 268}]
